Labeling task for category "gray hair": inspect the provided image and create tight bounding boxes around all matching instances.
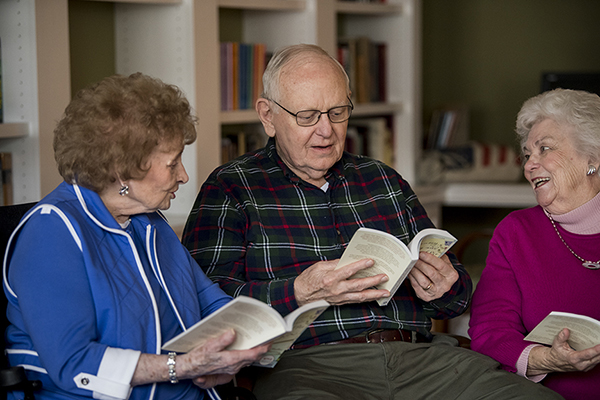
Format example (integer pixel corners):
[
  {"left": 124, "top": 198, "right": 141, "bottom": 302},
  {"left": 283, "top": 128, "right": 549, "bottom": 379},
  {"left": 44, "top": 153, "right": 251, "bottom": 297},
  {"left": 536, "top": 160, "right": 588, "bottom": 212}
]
[
  {"left": 261, "top": 43, "right": 350, "bottom": 101},
  {"left": 516, "top": 88, "right": 600, "bottom": 163}
]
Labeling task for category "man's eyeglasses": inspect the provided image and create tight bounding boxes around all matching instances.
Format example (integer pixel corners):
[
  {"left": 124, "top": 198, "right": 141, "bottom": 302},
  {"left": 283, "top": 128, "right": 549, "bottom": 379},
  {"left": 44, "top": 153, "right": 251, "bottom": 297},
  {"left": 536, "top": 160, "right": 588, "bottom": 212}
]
[{"left": 269, "top": 97, "right": 354, "bottom": 127}]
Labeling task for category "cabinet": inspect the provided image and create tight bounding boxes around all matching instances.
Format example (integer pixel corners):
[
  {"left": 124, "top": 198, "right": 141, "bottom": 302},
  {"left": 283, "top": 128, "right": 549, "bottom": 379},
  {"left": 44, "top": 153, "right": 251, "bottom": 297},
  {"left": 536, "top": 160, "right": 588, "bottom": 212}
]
[{"left": 0, "top": 0, "right": 421, "bottom": 230}]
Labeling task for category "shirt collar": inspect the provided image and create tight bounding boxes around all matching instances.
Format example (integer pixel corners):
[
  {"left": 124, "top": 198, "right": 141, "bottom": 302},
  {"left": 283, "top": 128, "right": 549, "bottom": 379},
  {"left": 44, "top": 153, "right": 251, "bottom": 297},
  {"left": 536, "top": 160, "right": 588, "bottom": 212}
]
[{"left": 266, "top": 137, "right": 346, "bottom": 186}]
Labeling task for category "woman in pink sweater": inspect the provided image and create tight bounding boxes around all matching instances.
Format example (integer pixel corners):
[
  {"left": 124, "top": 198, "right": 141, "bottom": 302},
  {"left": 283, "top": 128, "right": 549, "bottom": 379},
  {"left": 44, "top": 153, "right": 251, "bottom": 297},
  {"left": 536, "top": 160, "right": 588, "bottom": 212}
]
[{"left": 469, "top": 88, "right": 600, "bottom": 400}]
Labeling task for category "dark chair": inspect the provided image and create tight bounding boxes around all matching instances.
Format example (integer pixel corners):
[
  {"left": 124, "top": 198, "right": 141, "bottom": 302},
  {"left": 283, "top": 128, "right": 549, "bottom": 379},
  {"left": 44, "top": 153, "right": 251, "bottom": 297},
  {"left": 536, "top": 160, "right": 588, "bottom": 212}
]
[{"left": 0, "top": 202, "right": 41, "bottom": 399}]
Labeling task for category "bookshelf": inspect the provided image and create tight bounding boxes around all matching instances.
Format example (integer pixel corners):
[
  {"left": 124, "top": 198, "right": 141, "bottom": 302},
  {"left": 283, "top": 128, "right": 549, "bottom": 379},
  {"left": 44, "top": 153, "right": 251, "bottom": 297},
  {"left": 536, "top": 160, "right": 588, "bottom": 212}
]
[
  {"left": 0, "top": 124, "right": 28, "bottom": 139},
  {"left": 0, "top": 0, "right": 421, "bottom": 230}
]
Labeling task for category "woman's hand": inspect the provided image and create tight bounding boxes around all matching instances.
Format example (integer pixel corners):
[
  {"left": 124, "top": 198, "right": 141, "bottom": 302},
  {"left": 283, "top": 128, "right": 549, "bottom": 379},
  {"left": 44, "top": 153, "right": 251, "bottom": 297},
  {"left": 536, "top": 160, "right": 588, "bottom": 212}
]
[
  {"left": 131, "top": 329, "right": 270, "bottom": 388},
  {"left": 527, "top": 328, "right": 600, "bottom": 376},
  {"left": 181, "top": 329, "right": 271, "bottom": 389},
  {"left": 408, "top": 253, "right": 458, "bottom": 301}
]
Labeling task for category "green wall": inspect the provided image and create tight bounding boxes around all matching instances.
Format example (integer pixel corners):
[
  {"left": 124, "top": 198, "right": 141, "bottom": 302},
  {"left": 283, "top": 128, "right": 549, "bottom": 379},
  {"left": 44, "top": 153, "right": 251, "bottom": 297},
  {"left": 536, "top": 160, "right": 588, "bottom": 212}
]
[
  {"left": 422, "top": 0, "right": 600, "bottom": 148},
  {"left": 68, "top": 0, "right": 115, "bottom": 98}
]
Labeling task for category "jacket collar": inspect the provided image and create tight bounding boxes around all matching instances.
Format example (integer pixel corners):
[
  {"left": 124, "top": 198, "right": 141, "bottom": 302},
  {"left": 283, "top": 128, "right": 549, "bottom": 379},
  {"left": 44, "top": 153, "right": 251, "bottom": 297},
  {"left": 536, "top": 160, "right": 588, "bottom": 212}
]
[{"left": 63, "top": 182, "right": 152, "bottom": 233}]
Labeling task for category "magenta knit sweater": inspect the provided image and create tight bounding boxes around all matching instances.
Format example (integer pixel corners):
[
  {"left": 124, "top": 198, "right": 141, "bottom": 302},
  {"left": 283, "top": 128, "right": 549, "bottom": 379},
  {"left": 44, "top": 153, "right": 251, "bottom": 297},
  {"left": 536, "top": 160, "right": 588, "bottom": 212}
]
[{"left": 469, "top": 205, "right": 600, "bottom": 400}]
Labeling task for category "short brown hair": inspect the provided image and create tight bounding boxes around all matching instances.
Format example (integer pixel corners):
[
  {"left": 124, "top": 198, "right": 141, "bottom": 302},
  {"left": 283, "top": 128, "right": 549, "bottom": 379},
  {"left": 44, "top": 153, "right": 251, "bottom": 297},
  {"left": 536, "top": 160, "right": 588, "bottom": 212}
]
[{"left": 54, "top": 72, "right": 197, "bottom": 192}]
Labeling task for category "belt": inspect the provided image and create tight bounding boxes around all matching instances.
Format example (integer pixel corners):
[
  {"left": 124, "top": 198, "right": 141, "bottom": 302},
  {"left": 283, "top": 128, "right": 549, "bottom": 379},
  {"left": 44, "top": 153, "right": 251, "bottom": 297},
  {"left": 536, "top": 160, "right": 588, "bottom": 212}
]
[{"left": 324, "top": 329, "right": 429, "bottom": 345}]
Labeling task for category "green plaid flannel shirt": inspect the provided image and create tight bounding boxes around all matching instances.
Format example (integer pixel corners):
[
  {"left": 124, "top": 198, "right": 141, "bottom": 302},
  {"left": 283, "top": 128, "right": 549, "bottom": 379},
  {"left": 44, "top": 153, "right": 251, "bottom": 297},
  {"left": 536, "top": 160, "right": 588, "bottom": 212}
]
[{"left": 182, "top": 138, "right": 471, "bottom": 347}]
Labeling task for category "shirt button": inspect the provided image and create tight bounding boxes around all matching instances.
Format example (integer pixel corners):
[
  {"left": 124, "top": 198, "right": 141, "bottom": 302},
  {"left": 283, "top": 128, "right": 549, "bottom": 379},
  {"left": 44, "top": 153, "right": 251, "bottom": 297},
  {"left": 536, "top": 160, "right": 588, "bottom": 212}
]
[{"left": 81, "top": 377, "right": 90, "bottom": 385}]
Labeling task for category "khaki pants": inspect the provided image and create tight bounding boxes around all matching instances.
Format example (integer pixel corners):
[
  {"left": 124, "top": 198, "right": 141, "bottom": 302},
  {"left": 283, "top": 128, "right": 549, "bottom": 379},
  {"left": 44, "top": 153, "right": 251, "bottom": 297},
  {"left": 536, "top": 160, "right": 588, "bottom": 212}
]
[{"left": 252, "top": 337, "right": 563, "bottom": 400}]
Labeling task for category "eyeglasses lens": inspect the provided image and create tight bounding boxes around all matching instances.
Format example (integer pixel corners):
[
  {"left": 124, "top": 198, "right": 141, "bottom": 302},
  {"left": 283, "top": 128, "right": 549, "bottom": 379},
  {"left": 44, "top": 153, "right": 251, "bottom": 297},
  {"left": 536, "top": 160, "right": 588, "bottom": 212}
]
[{"left": 295, "top": 106, "right": 352, "bottom": 127}]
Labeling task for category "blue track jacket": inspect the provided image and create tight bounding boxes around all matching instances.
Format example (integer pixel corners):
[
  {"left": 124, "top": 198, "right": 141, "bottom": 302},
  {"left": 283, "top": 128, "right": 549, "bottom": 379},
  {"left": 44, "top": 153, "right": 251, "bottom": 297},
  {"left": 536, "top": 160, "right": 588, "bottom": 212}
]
[{"left": 2, "top": 182, "right": 231, "bottom": 399}]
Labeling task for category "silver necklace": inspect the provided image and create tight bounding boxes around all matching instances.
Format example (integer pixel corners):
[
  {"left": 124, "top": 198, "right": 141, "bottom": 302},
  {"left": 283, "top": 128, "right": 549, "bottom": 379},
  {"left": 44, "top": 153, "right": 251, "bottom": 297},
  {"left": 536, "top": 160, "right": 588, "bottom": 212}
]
[{"left": 546, "top": 212, "right": 600, "bottom": 270}]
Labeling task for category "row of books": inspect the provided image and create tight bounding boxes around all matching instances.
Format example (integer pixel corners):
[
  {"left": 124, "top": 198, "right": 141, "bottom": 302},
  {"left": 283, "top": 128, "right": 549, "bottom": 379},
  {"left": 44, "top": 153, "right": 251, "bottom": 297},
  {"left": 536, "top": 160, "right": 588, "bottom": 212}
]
[
  {"left": 340, "top": 0, "right": 387, "bottom": 3},
  {"left": 220, "top": 42, "right": 269, "bottom": 111},
  {"left": 220, "top": 117, "right": 393, "bottom": 166},
  {"left": 346, "top": 117, "right": 393, "bottom": 166},
  {"left": 219, "top": 37, "right": 387, "bottom": 110},
  {"left": 424, "top": 106, "right": 470, "bottom": 150},
  {"left": 338, "top": 37, "right": 387, "bottom": 104},
  {"left": 1, "top": 38, "right": 4, "bottom": 123},
  {"left": 1, "top": 152, "right": 13, "bottom": 206},
  {"left": 221, "top": 127, "right": 268, "bottom": 164}
]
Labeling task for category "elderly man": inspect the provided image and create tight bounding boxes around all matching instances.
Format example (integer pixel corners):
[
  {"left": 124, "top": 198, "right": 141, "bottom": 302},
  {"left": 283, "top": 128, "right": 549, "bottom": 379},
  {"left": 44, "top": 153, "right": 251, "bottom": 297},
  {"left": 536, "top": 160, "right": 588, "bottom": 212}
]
[{"left": 182, "top": 44, "right": 562, "bottom": 399}]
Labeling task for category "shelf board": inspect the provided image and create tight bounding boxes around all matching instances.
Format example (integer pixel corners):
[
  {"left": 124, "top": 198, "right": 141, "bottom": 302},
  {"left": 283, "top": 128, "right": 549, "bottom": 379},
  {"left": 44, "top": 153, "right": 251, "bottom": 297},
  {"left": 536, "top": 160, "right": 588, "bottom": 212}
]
[
  {"left": 442, "top": 182, "right": 536, "bottom": 208},
  {"left": 218, "top": 0, "right": 306, "bottom": 11},
  {"left": 84, "top": 0, "right": 181, "bottom": 3},
  {"left": 336, "top": 1, "right": 403, "bottom": 15},
  {"left": 221, "top": 109, "right": 260, "bottom": 124},
  {"left": 220, "top": 102, "right": 403, "bottom": 124},
  {"left": 0, "top": 123, "right": 28, "bottom": 139},
  {"left": 352, "top": 102, "right": 402, "bottom": 117}
]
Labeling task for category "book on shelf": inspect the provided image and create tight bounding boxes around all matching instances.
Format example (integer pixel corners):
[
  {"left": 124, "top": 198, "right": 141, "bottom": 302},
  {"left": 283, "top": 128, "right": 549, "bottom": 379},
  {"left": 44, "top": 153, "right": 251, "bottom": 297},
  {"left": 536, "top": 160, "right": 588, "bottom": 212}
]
[
  {"left": 347, "top": 117, "right": 393, "bottom": 166},
  {"left": 220, "top": 42, "right": 267, "bottom": 111},
  {"left": 162, "top": 296, "right": 330, "bottom": 368},
  {"left": 335, "top": 227, "right": 457, "bottom": 306},
  {"left": 337, "top": 37, "right": 387, "bottom": 104},
  {"left": 221, "top": 126, "right": 268, "bottom": 163},
  {"left": 524, "top": 311, "right": 600, "bottom": 351},
  {"left": 220, "top": 42, "right": 229, "bottom": 112},
  {"left": 424, "top": 105, "right": 470, "bottom": 150},
  {"left": 0, "top": 37, "right": 3, "bottom": 123},
  {"left": 1, "top": 152, "right": 13, "bottom": 206},
  {"left": 337, "top": 38, "right": 357, "bottom": 103}
]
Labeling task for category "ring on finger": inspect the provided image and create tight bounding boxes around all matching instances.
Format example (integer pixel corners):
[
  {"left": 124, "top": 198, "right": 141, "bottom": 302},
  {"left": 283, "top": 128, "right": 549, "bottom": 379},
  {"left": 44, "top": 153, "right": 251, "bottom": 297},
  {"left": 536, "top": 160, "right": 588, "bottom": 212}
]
[{"left": 424, "top": 282, "right": 433, "bottom": 291}]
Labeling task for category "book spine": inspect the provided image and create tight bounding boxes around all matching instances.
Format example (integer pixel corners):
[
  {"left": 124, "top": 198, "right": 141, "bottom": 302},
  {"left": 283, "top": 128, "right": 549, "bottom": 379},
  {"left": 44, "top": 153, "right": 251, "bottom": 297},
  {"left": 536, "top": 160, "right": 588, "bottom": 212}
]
[
  {"left": 0, "top": 37, "right": 3, "bottom": 123},
  {"left": 220, "top": 42, "right": 228, "bottom": 111},
  {"left": 1, "top": 152, "right": 13, "bottom": 205},
  {"left": 232, "top": 42, "right": 239, "bottom": 110}
]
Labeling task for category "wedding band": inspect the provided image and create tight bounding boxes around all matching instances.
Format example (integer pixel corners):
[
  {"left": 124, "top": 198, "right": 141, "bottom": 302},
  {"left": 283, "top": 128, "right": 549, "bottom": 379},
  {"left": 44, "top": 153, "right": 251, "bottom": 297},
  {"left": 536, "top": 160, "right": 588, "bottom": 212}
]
[{"left": 424, "top": 283, "right": 433, "bottom": 291}]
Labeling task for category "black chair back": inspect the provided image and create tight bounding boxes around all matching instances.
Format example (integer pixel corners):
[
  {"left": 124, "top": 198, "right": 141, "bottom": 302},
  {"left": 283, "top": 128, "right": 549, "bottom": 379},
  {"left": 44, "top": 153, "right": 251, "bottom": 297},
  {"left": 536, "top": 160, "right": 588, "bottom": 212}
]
[{"left": 0, "top": 202, "right": 39, "bottom": 399}]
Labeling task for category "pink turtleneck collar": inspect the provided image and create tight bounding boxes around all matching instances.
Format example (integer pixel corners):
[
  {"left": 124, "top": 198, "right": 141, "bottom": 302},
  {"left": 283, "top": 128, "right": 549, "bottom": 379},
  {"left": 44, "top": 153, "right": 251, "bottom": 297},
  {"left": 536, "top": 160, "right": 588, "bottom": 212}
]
[{"left": 548, "top": 191, "right": 600, "bottom": 234}]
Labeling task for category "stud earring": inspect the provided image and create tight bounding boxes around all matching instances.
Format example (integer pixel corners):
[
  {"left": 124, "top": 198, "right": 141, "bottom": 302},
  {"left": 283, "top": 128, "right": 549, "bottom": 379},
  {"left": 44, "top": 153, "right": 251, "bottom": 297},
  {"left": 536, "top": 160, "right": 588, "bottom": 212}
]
[
  {"left": 119, "top": 184, "right": 129, "bottom": 196},
  {"left": 587, "top": 165, "right": 597, "bottom": 176}
]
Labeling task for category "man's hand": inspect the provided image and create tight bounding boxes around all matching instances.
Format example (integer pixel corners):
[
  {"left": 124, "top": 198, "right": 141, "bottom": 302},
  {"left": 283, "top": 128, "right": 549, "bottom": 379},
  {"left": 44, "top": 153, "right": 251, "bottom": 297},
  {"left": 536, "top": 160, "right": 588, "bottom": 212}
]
[
  {"left": 294, "top": 258, "right": 390, "bottom": 306},
  {"left": 407, "top": 253, "right": 458, "bottom": 301}
]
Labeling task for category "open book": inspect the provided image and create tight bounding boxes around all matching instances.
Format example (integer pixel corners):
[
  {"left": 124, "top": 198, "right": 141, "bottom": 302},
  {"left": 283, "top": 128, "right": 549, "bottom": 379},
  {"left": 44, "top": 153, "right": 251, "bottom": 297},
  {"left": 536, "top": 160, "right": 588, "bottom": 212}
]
[
  {"left": 162, "top": 296, "right": 329, "bottom": 367},
  {"left": 335, "top": 227, "right": 457, "bottom": 306},
  {"left": 524, "top": 311, "right": 600, "bottom": 351}
]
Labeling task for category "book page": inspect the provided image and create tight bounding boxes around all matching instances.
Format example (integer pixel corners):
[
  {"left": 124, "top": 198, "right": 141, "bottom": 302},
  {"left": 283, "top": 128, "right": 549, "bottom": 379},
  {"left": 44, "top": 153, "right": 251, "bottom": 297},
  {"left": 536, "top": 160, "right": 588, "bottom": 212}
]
[
  {"left": 254, "top": 300, "right": 329, "bottom": 368},
  {"left": 162, "top": 297, "right": 286, "bottom": 353},
  {"left": 408, "top": 228, "right": 457, "bottom": 257},
  {"left": 525, "top": 312, "right": 600, "bottom": 351},
  {"left": 336, "top": 228, "right": 413, "bottom": 293}
]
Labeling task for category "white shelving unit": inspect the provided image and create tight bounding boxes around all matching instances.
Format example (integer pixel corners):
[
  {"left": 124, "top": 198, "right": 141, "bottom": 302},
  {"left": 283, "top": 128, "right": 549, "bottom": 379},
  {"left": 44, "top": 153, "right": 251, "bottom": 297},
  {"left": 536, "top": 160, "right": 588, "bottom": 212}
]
[
  {"left": 0, "top": 0, "right": 49, "bottom": 205},
  {"left": 112, "top": 0, "right": 421, "bottom": 228},
  {"left": 0, "top": 124, "right": 29, "bottom": 139},
  {"left": 1, "top": 0, "right": 421, "bottom": 231},
  {"left": 442, "top": 182, "right": 536, "bottom": 208},
  {"left": 215, "top": 0, "right": 421, "bottom": 185}
]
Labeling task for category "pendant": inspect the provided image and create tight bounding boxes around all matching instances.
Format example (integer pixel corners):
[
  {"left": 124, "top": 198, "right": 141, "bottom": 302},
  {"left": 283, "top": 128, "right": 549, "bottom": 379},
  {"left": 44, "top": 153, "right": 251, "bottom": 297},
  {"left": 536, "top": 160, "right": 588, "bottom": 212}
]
[{"left": 582, "top": 262, "right": 600, "bottom": 270}]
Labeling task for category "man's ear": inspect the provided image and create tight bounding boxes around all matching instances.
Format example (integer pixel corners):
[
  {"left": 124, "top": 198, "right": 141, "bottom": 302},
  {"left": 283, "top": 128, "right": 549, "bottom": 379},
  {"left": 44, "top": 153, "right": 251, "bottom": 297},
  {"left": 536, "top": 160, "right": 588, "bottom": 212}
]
[{"left": 256, "top": 98, "right": 276, "bottom": 138}]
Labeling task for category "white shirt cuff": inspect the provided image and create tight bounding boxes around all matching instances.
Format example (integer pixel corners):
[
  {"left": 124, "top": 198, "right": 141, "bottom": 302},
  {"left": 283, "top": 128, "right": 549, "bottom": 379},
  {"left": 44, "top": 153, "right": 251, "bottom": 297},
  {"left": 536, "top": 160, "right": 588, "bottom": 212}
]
[{"left": 74, "top": 347, "right": 141, "bottom": 400}]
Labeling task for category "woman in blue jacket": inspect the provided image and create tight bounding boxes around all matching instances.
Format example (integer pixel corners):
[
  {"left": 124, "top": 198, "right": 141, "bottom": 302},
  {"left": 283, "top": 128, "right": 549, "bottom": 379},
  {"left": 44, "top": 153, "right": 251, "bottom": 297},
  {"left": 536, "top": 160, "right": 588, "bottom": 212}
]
[{"left": 3, "top": 73, "right": 269, "bottom": 399}]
